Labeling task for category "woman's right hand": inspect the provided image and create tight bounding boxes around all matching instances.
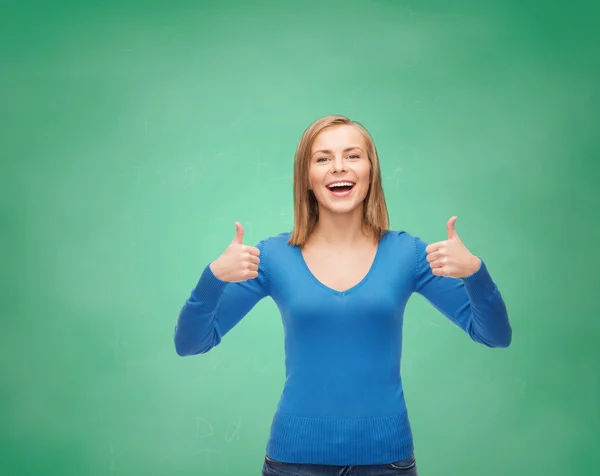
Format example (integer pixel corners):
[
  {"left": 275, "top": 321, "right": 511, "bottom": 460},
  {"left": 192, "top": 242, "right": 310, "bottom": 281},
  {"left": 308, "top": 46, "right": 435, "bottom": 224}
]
[{"left": 209, "top": 222, "right": 261, "bottom": 282}]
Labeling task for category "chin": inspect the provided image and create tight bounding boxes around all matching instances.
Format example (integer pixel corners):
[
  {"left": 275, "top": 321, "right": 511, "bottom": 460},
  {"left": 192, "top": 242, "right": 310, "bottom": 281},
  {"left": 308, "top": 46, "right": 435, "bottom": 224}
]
[
  {"left": 322, "top": 201, "right": 363, "bottom": 215},
  {"left": 314, "top": 186, "right": 368, "bottom": 216}
]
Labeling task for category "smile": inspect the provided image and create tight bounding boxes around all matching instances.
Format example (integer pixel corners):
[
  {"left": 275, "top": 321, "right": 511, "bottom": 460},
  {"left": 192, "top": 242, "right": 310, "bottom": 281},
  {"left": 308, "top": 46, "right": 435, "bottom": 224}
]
[{"left": 326, "top": 181, "right": 355, "bottom": 197}]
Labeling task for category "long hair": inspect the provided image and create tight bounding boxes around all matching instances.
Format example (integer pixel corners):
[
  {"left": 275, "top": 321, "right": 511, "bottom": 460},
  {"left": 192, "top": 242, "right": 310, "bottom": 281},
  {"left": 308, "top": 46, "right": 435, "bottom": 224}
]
[{"left": 288, "top": 115, "right": 389, "bottom": 247}]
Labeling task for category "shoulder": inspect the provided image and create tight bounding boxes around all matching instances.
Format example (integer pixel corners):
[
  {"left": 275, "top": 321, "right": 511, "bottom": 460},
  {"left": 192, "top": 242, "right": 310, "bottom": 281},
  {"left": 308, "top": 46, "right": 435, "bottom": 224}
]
[
  {"left": 258, "top": 230, "right": 426, "bottom": 252},
  {"left": 268, "top": 231, "right": 293, "bottom": 243},
  {"left": 253, "top": 232, "right": 296, "bottom": 279},
  {"left": 382, "top": 229, "right": 418, "bottom": 244},
  {"left": 381, "top": 229, "right": 429, "bottom": 257},
  {"left": 259, "top": 231, "right": 292, "bottom": 247},
  {"left": 255, "top": 231, "right": 294, "bottom": 256}
]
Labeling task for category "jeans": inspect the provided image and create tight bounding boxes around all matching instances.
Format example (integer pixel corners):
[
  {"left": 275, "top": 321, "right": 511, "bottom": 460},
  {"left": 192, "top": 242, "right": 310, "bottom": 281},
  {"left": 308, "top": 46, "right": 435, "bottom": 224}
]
[{"left": 262, "top": 453, "right": 418, "bottom": 476}]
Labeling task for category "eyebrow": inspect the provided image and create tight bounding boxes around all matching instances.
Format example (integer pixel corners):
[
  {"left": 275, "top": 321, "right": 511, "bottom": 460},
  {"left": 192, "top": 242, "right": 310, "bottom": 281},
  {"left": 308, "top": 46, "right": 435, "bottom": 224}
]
[{"left": 311, "top": 146, "right": 364, "bottom": 157}]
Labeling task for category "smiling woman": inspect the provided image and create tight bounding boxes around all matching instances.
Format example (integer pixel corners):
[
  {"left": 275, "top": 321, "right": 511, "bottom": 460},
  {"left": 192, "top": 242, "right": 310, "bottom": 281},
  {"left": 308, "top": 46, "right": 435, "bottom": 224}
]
[
  {"left": 310, "top": 128, "right": 371, "bottom": 212},
  {"left": 174, "top": 114, "right": 512, "bottom": 476},
  {"left": 290, "top": 116, "right": 389, "bottom": 248}
]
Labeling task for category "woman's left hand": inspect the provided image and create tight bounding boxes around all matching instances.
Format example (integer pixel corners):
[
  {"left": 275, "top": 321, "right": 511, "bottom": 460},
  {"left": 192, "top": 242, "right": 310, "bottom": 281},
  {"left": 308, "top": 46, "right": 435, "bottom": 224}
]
[{"left": 425, "top": 216, "right": 482, "bottom": 278}]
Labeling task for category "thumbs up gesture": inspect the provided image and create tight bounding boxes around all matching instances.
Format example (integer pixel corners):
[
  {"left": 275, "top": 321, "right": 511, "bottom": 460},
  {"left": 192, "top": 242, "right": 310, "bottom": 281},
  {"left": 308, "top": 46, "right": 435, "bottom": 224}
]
[
  {"left": 209, "top": 222, "right": 261, "bottom": 282},
  {"left": 425, "top": 216, "right": 482, "bottom": 278}
]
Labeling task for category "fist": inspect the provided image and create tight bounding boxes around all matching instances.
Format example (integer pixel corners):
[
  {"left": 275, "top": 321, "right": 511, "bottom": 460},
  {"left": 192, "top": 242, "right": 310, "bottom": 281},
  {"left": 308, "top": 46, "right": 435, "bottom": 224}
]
[
  {"left": 425, "top": 216, "right": 481, "bottom": 278},
  {"left": 210, "top": 222, "right": 261, "bottom": 282}
]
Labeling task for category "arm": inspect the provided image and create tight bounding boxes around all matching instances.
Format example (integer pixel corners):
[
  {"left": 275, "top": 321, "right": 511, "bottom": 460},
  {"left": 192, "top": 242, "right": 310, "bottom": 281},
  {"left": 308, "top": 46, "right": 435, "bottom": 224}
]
[
  {"left": 413, "top": 235, "right": 512, "bottom": 348},
  {"left": 174, "top": 240, "right": 270, "bottom": 356}
]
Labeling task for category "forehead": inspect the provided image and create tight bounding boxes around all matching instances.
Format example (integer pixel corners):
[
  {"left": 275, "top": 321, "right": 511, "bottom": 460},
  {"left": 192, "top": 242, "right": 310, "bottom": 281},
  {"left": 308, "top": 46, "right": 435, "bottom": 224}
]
[{"left": 311, "top": 125, "right": 366, "bottom": 152}]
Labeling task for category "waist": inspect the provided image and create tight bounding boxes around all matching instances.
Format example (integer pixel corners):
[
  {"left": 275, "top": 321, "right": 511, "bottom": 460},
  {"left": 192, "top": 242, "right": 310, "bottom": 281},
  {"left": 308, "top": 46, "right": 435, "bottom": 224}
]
[
  {"left": 265, "top": 410, "right": 414, "bottom": 466},
  {"left": 277, "top": 373, "right": 406, "bottom": 416}
]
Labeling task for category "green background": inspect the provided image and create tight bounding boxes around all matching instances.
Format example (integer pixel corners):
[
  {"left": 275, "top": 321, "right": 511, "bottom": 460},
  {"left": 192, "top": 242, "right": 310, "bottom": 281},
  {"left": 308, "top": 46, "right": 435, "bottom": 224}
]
[{"left": 2, "top": 0, "right": 598, "bottom": 475}]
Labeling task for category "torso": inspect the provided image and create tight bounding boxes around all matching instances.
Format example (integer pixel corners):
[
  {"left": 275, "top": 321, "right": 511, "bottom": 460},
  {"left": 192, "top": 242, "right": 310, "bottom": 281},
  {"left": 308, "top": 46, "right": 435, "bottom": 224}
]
[{"left": 300, "top": 237, "right": 379, "bottom": 293}]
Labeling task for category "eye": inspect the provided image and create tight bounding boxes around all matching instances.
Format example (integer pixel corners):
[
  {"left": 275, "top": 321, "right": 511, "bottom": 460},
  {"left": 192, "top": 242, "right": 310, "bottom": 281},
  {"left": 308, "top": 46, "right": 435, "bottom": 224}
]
[
  {"left": 348, "top": 154, "right": 360, "bottom": 159},
  {"left": 316, "top": 157, "right": 329, "bottom": 162}
]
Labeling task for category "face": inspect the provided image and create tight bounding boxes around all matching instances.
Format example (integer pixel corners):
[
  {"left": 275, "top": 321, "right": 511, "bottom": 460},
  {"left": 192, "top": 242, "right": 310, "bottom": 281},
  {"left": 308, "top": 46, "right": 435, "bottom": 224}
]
[{"left": 308, "top": 124, "right": 371, "bottom": 216}]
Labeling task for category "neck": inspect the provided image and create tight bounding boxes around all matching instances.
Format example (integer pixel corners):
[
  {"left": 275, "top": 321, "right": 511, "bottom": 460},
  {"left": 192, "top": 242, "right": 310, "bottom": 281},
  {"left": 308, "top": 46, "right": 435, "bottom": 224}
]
[{"left": 309, "top": 206, "right": 374, "bottom": 248}]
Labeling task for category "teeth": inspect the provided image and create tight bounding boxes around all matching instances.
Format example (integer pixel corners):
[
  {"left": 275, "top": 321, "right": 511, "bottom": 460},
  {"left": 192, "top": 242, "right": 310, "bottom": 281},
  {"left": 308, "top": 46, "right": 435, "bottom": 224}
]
[{"left": 328, "top": 182, "right": 354, "bottom": 188}]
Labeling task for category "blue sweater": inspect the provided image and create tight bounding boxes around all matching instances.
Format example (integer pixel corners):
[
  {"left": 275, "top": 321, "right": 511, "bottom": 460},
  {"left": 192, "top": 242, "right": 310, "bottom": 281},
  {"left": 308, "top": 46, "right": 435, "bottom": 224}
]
[{"left": 174, "top": 230, "right": 511, "bottom": 466}]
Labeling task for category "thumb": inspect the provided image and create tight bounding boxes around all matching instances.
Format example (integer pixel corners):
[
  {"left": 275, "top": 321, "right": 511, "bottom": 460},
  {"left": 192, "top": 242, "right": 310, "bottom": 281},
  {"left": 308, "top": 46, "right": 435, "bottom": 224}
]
[
  {"left": 447, "top": 216, "right": 459, "bottom": 240},
  {"left": 231, "top": 222, "right": 244, "bottom": 245}
]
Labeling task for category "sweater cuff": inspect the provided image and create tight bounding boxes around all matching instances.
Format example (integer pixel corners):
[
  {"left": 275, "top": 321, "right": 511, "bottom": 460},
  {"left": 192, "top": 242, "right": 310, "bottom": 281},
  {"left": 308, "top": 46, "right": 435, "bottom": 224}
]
[
  {"left": 461, "top": 260, "right": 497, "bottom": 303},
  {"left": 190, "top": 263, "right": 229, "bottom": 309}
]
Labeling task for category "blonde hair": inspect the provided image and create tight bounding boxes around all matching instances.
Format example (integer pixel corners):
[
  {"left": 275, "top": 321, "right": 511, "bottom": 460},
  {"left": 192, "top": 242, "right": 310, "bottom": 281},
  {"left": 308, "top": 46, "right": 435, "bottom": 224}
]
[{"left": 288, "top": 115, "right": 389, "bottom": 247}]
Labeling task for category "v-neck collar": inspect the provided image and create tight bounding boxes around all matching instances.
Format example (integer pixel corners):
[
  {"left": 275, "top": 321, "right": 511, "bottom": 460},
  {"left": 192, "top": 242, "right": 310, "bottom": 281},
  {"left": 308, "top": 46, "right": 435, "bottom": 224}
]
[{"left": 295, "top": 232, "right": 388, "bottom": 297}]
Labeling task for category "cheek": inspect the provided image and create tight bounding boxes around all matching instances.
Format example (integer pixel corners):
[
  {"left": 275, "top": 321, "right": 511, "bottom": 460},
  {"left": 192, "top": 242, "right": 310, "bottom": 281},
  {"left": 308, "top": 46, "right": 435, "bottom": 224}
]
[
  {"left": 307, "top": 167, "right": 315, "bottom": 188},
  {"left": 357, "top": 163, "right": 371, "bottom": 186},
  {"left": 308, "top": 167, "right": 324, "bottom": 190},
  {"left": 308, "top": 175, "right": 315, "bottom": 190}
]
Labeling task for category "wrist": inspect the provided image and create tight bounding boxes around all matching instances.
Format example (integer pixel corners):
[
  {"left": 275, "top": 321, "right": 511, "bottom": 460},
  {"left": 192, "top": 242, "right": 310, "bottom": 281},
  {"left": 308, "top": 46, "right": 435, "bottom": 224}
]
[
  {"left": 209, "top": 260, "right": 226, "bottom": 281},
  {"left": 468, "top": 256, "right": 482, "bottom": 276}
]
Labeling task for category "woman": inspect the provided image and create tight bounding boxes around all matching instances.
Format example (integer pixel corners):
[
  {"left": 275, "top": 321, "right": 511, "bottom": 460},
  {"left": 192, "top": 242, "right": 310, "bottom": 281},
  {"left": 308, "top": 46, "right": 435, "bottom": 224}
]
[{"left": 174, "top": 115, "right": 512, "bottom": 475}]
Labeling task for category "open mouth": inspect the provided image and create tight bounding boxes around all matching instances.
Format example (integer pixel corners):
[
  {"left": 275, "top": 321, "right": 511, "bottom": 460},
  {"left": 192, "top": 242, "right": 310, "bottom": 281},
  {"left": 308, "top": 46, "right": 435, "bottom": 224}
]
[{"left": 326, "top": 181, "right": 355, "bottom": 195}]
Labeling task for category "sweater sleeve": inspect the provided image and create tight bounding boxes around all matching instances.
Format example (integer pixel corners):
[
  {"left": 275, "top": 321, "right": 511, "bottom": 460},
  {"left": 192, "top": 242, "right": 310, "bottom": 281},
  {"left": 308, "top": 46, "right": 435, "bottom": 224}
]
[
  {"left": 174, "top": 239, "right": 270, "bottom": 356},
  {"left": 412, "top": 235, "right": 512, "bottom": 348}
]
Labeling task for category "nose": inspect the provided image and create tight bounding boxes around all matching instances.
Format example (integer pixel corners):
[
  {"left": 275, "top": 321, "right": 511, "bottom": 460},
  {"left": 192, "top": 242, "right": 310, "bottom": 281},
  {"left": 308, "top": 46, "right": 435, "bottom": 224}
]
[{"left": 331, "top": 155, "right": 346, "bottom": 173}]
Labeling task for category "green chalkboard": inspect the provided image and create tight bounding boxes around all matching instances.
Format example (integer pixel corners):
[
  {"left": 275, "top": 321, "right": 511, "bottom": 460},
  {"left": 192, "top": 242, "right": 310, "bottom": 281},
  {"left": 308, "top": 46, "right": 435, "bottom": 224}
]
[{"left": 2, "top": 0, "right": 599, "bottom": 475}]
